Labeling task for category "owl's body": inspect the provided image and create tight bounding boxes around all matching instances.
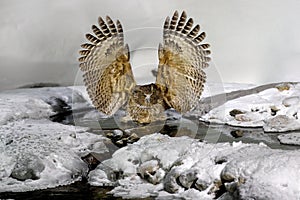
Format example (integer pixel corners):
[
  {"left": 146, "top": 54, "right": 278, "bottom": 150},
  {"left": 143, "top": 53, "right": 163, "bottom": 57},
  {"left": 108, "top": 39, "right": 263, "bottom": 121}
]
[
  {"left": 128, "top": 84, "right": 168, "bottom": 124},
  {"left": 79, "top": 11, "right": 211, "bottom": 124}
]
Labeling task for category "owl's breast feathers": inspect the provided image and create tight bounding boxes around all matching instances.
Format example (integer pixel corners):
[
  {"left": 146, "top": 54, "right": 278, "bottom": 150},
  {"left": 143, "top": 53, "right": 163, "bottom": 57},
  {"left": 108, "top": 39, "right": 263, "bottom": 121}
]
[{"left": 127, "top": 84, "right": 168, "bottom": 124}]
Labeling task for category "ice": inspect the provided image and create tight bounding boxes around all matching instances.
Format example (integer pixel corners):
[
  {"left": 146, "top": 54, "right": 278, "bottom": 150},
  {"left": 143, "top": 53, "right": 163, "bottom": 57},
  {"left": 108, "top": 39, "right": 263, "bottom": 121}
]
[
  {"left": 201, "top": 83, "right": 300, "bottom": 132},
  {"left": 89, "top": 133, "right": 300, "bottom": 199}
]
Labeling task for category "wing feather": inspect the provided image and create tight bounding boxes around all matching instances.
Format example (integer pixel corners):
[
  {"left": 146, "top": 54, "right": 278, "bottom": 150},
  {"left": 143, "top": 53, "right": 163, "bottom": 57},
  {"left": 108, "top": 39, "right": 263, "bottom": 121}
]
[
  {"left": 79, "top": 16, "right": 136, "bottom": 115},
  {"left": 156, "top": 11, "right": 211, "bottom": 113}
]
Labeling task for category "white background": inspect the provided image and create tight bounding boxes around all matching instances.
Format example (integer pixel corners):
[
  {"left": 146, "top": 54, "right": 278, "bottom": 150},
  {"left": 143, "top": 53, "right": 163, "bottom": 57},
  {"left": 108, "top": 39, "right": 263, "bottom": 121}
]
[{"left": 1, "top": 0, "right": 300, "bottom": 90}]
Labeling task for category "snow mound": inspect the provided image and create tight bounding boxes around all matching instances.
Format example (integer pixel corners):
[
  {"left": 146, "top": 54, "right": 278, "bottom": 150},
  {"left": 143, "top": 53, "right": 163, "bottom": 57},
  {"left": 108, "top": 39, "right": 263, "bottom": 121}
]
[
  {"left": 201, "top": 83, "right": 300, "bottom": 132},
  {"left": 0, "top": 86, "right": 89, "bottom": 125},
  {"left": 89, "top": 133, "right": 300, "bottom": 199},
  {"left": 0, "top": 119, "right": 108, "bottom": 192},
  {"left": 0, "top": 93, "right": 53, "bottom": 125}
]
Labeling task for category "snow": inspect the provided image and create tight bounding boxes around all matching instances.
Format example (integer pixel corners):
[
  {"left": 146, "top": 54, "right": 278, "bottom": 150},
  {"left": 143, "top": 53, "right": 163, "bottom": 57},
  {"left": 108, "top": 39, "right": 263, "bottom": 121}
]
[
  {"left": 202, "top": 82, "right": 255, "bottom": 98},
  {"left": 1, "top": 83, "right": 300, "bottom": 199},
  {"left": 278, "top": 132, "right": 300, "bottom": 146},
  {"left": 201, "top": 83, "right": 300, "bottom": 132},
  {"left": 89, "top": 133, "right": 300, "bottom": 199},
  {"left": 0, "top": 119, "right": 108, "bottom": 192},
  {"left": 0, "top": 87, "right": 108, "bottom": 192},
  {"left": 0, "top": 93, "right": 53, "bottom": 125}
]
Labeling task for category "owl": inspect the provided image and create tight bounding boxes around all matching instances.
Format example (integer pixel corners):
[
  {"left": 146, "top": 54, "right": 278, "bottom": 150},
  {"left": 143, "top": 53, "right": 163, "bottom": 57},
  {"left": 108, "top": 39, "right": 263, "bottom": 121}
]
[{"left": 78, "top": 11, "right": 211, "bottom": 124}]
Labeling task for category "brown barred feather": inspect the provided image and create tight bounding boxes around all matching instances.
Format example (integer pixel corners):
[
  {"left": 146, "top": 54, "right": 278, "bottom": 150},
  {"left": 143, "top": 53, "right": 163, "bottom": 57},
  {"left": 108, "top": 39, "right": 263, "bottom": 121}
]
[
  {"left": 106, "top": 16, "right": 117, "bottom": 34},
  {"left": 79, "top": 50, "right": 90, "bottom": 56},
  {"left": 176, "top": 11, "right": 187, "bottom": 31},
  {"left": 164, "top": 16, "right": 170, "bottom": 30},
  {"left": 91, "top": 25, "right": 106, "bottom": 40},
  {"left": 78, "top": 15, "right": 136, "bottom": 116},
  {"left": 194, "top": 32, "right": 206, "bottom": 43},
  {"left": 78, "top": 56, "right": 86, "bottom": 62},
  {"left": 81, "top": 43, "right": 94, "bottom": 50},
  {"left": 182, "top": 18, "right": 193, "bottom": 34},
  {"left": 85, "top": 33, "right": 101, "bottom": 44},
  {"left": 187, "top": 24, "right": 200, "bottom": 38},
  {"left": 169, "top": 10, "right": 179, "bottom": 30},
  {"left": 200, "top": 43, "right": 210, "bottom": 49},
  {"left": 156, "top": 11, "right": 211, "bottom": 113},
  {"left": 98, "top": 17, "right": 111, "bottom": 36}
]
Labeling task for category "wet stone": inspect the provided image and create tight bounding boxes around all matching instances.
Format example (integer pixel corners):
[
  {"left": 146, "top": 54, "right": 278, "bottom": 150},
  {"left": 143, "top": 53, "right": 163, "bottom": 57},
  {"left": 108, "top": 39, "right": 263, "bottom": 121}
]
[
  {"left": 275, "top": 83, "right": 291, "bottom": 91},
  {"left": 229, "top": 109, "right": 245, "bottom": 117},
  {"left": 270, "top": 105, "right": 280, "bottom": 116},
  {"left": 163, "top": 168, "right": 182, "bottom": 193},
  {"left": 82, "top": 153, "right": 101, "bottom": 171},
  {"left": 235, "top": 114, "right": 252, "bottom": 122},
  {"left": 10, "top": 154, "right": 45, "bottom": 181},
  {"left": 178, "top": 169, "right": 198, "bottom": 189},
  {"left": 194, "top": 178, "right": 210, "bottom": 191},
  {"left": 230, "top": 130, "right": 244, "bottom": 138}
]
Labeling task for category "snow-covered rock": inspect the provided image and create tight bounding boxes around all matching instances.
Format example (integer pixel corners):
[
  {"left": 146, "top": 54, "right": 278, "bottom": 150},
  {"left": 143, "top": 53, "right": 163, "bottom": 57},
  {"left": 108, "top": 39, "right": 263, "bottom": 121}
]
[
  {"left": 89, "top": 133, "right": 300, "bottom": 199},
  {"left": 0, "top": 119, "right": 108, "bottom": 192},
  {"left": 201, "top": 83, "right": 300, "bottom": 132}
]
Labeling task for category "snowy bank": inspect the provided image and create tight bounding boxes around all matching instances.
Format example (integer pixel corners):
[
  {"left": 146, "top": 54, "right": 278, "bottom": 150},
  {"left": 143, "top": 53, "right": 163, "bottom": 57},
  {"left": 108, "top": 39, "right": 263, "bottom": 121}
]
[
  {"left": 201, "top": 83, "right": 300, "bottom": 132},
  {"left": 0, "top": 119, "right": 108, "bottom": 192},
  {"left": 0, "top": 87, "right": 108, "bottom": 192},
  {"left": 1, "top": 83, "right": 299, "bottom": 197},
  {"left": 89, "top": 133, "right": 300, "bottom": 199}
]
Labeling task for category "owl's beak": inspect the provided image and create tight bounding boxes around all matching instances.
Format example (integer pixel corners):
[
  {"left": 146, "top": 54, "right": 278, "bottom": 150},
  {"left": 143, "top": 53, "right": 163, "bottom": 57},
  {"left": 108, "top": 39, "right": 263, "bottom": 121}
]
[{"left": 145, "top": 94, "right": 151, "bottom": 104}]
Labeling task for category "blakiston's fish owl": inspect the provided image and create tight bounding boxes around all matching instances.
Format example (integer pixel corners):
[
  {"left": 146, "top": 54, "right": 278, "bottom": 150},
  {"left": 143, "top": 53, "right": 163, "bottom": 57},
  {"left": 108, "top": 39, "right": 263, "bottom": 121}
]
[{"left": 78, "top": 11, "right": 211, "bottom": 124}]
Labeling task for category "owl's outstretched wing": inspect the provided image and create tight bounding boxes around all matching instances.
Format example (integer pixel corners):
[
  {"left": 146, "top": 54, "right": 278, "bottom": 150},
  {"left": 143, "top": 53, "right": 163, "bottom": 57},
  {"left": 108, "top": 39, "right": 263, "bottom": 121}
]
[
  {"left": 156, "top": 11, "right": 211, "bottom": 113},
  {"left": 79, "top": 16, "right": 136, "bottom": 115}
]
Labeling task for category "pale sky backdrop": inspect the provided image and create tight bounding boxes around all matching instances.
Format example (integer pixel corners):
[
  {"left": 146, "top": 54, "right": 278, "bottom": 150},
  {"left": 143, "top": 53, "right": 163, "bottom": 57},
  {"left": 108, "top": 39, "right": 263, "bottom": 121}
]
[{"left": 1, "top": 0, "right": 300, "bottom": 90}]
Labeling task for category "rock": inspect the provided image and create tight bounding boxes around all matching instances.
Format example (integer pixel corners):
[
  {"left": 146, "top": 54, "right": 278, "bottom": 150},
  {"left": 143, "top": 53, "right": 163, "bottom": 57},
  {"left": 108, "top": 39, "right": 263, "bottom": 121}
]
[
  {"left": 82, "top": 153, "right": 101, "bottom": 171},
  {"left": 275, "top": 83, "right": 290, "bottom": 91},
  {"left": 194, "top": 178, "right": 210, "bottom": 191},
  {"left": 263, "top": 115, "right": 300, "bottom": 132},
  {"left": 10, "top": 154, "right": 45, "bottom": 181},
  {"left": 127, "top": 133, "right": 140, "bottom": 143},
  {"left": 178, "top": 169, "right": 198, "bottom": 189},
  {"left": 230, "top": 130, "right": 244, "bottom": 138},
  {"left": 229, "top": 109, "right": 245, "bottom": 117},
  {"left": 282, "top": 96, "right": 300, "bottom": 107},
  {"left": 112, "top": 129, "right": 123, "bottom": 138},
  {"left": 234, "top": 113, "right": 252, "bottom": 122},
  {"left": 163, "top": 168, "right": 182, "bottom": 193},
  {"left": 278, "top": 133, "right": 300, "bottom": 145},
  {"left": 137, "top": 160, "right": 163, "bottom": 184},
  {"left": 270, "top": 105, "right": 280, "bottom": 116}
]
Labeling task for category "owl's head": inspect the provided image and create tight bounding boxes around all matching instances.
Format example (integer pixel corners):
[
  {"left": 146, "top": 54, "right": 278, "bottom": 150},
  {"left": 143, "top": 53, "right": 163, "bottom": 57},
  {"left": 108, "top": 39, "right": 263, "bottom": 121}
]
[{"left": 132, "top": 83, "right": 163, "bottom": 107}]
